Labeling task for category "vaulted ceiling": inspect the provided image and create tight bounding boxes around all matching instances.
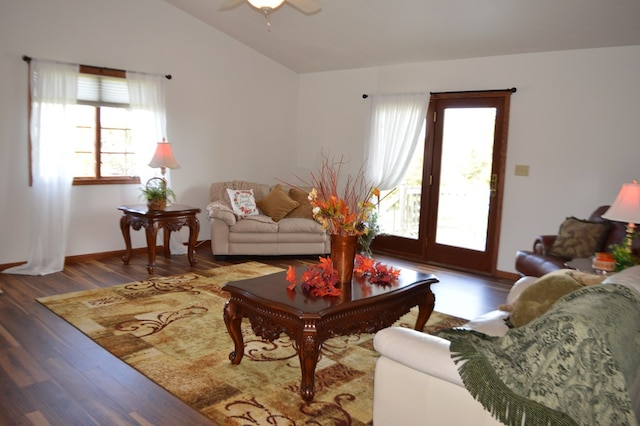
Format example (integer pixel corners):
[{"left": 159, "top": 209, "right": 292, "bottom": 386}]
[{"left": 164, "top": 0, "right": 640, "bottom": 73}]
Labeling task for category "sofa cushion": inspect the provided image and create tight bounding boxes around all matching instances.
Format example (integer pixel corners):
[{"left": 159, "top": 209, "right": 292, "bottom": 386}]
[
  {"left": 547, "top": 216, "right": 609, "bottom": 259},
  {"left": 507, "top": 269, "right": 606, "bottom": 328},
  {"left": 285, "top": 187, "right": 315, "bottom": 219},
  {"left": 256, "top": 185, "right": 299, "bottom": 222},
  {"left": 226, "top": 188, "right": 259, "bottom": 217},
  {"left": 210, "top": 181, "right": 270, "bottom": 207},
  {"left": 229, "top": 215, "right": 278, "bottom": 233},
  {"left": 278, "top": 217, "right": 326, "bottom": 233}
]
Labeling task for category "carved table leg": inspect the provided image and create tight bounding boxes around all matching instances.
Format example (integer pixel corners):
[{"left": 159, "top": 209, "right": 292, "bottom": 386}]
[
  {"left": 145, "top": 222, "right": 159, "bottom": 274},
  {"left": 120, "top": 215, "right": 132, "bottom": 265},
  {"left": 223, "top": 300, "right": 245, "bottom": 364},
  {"left": 187, "top": 216, "right": 200, "bottom": 266},
  {"left": 414, "top": 287, "right": 436, "bottom": 331},
  {"left": 298, "top": 325, "right": 322, "bottom": 402},
  {"left": 163, "top": 226, "right": 171, "bottom": 259}
]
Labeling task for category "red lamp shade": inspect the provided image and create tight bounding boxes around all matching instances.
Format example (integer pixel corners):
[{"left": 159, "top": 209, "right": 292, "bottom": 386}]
[
  {"left": 148, "top": 138, "right": 180, "bottom": 175},
  {"left": 602, "top": 181, "right": 640, "bottom": 224}
]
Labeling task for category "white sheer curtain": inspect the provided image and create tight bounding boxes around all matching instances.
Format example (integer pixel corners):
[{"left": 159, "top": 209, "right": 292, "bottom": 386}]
[
  {"left": 127, "top": 71, "right": 187, "bottom": 255},
  {"left": 364, "top": 93, "right": 429, "bottom": 191},
  {"left": 3, "top": 60, "right": 78, "bottom": 275}
]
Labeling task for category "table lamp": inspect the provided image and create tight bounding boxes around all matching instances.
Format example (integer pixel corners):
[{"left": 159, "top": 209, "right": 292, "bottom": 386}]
[
  {"left": 148, "top": 138, "right": 180, "bottom": 178},
  {"left": 602, "top": 180, "right": 640, "bottom": 252}
]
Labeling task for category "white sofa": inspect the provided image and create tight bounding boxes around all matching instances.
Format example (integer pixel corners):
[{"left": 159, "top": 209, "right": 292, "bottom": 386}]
[
  {"left": 206, "top": 180, "right": 330, "bottom": 257},
  {"left": 372, "top": 269, "right": 640, "bottom": 426}
]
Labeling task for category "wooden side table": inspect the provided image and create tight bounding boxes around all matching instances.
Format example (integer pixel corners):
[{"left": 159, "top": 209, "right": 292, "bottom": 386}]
[{"left": 118, "top": 204, "right": 201, "bottom": 274}]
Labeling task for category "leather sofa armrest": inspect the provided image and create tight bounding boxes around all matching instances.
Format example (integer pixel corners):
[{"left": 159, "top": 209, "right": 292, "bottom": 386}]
[
  {"left": 373, "top": 327, "right": 464, "bottom": 386},
  {"left": 534, "top": 235, "right": 557, "bottom": 254}
]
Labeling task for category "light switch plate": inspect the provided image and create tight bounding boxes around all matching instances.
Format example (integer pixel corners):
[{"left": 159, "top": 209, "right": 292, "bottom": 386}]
[{"left": 515, "top": 164, "right": 530, "bottom": 176}]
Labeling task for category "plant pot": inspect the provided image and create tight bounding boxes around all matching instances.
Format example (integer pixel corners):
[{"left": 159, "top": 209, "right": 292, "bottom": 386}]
[{"left": 148, "top": 199, "right": 167, "bottom": 210}]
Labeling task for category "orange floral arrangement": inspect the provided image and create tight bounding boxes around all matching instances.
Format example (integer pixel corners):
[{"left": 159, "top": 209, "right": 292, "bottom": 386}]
[
  {"left": 286, "top": 255, "right": 401, "bottom": 296},
  {"left": 289, "top": 154, "right": 380, "bottom": 237}
]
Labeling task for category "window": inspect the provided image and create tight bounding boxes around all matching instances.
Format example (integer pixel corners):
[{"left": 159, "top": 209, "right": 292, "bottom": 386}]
[{"left": 71, "top": 66, "right": 140, "bottom": 185}]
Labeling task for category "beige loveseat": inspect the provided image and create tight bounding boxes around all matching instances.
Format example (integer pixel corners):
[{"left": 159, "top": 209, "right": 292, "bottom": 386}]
[{"left": 206, "top": 181, "right": 330, "bottom": 258}]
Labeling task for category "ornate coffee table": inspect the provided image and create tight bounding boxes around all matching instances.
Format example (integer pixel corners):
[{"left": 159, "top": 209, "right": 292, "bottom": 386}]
[{"left": 222, "top": 266, "right": 438, "bottom": 401}]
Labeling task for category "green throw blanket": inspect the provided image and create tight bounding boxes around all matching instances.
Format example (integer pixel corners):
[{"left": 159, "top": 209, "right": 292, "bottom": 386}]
[{"left": 436, "top": 284, "right": 640, "bottom": 426}]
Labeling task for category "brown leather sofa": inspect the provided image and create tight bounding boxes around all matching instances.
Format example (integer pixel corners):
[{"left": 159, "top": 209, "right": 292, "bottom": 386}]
[{"left": 515, "top": 205, "right": 640, "bottom": 277}]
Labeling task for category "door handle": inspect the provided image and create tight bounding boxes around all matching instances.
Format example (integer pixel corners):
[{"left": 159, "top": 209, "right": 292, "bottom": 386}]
[{"left": 490, "top": 174, "right": 497, "bottom": 196}]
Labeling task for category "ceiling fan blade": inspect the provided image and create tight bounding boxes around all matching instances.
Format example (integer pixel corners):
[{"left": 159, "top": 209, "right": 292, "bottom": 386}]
[
  {"left": 218, "top": 0, "right": 246, "bottom": 11},
  {"left": 287, "top": 0, "right": 321, "bottom": 14}
]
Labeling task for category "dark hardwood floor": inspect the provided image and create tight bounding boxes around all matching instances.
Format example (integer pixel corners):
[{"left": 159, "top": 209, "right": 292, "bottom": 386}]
[{"left": 0, "top": 246, "right": 513, "bottom": 425}]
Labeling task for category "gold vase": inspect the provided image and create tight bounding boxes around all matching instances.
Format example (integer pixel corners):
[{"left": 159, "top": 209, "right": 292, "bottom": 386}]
[{"left": 330, "top": 234, "right": 358, "bottom": 284}]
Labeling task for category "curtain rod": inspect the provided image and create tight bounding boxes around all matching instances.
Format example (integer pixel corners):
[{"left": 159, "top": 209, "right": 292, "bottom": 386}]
[
  {"left": 22, "top": 55, "right": 172, "bottom": 80},
  {"left": 430, "top": 87, "right": 516, "bottom": 95},
  {"left": 362, "top": 87, "right": 517, "bottom": 98}
]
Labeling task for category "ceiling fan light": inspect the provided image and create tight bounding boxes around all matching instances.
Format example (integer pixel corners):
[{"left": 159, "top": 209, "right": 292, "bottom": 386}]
[{"left": 247, "top": 0, "right": 285, "bottom": 9}]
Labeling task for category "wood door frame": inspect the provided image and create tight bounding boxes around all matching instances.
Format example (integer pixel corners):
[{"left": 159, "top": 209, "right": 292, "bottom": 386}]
[{"left": 373, "top": 89, "right": 514, "bottom": 276}]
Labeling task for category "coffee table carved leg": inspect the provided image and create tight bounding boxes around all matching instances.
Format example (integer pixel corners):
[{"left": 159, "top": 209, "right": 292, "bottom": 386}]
[
  {"left": 298, "top": 326, "right": 322, "bottom": 402},
  {"left": 223, "top": 300, "right": 245, "bottom": 364},
  {"left": 120, "top": 215, "right": 132, "bottom": 265},
  {"left": 414, "top": 287, "right": 436, "bottom": 331}
]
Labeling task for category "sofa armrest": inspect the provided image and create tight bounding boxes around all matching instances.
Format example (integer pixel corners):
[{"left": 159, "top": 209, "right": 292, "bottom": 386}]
[
  {"left": 206, "top": 202, "right": 237, "bottom": 226},
  {"left": 505, "top": 275, "right": 539, "bottom": 305},
  {"left": 534, "top": 235, "right": 557, "bottom": 254},
  {"left": 373, "top": 327, "right": 464, "bottom": 386}
]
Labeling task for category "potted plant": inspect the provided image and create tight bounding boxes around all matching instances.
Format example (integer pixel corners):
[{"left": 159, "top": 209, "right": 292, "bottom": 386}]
[
  {"left": 609, "top": 232, "right": 640, "bottom": 271},
  {"left": 140, "top": 177, "right": 176, "bottom": 210}
]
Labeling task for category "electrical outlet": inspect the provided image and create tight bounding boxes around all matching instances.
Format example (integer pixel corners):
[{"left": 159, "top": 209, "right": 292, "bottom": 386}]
[{"left": 515, "top": 164, "right": 530, "bottom": 176}]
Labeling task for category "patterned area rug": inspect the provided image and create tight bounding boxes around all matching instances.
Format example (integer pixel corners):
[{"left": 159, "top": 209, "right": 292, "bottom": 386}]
[{"left": 38, "top": 262, "right": 467, "bottom": 426}]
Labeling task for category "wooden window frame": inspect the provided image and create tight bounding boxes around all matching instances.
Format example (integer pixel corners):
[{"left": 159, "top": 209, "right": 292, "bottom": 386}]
[{"left": 72, "top": 65, "right": 140, "bottom": 186}]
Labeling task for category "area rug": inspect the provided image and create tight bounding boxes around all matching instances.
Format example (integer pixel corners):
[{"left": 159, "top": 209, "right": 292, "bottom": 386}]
[{"left": 38, "top": 262, "right": 467, "bottom": 426}]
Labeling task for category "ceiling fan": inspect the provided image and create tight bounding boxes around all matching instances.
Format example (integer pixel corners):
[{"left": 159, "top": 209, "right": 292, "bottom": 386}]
[{"left": 219, "top": 0, "right": 321, "bottom": 29}]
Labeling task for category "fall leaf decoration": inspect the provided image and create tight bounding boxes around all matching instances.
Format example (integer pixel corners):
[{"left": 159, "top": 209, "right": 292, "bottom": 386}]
[
  {"left": 286, "top": 257, "right": 341, "bottom": 297},
  {"left": 286, "top": 255, "right": 401, "bottom": 297},
  {"left": 354, "top": 254, "right": 401, "bottom": 285}
]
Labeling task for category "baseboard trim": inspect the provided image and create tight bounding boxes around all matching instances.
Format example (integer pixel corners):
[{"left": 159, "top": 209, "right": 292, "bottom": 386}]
[{"left": 0, "top": 240, "right": 211, "bottom": 272}]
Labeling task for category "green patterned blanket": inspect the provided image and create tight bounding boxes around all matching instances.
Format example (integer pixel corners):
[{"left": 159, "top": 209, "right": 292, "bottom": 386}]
[{"left": 436, "top": 284, "right": 640, "bottom": 426}]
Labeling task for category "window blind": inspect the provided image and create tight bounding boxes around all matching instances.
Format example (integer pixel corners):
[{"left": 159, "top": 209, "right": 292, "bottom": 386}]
[{"left": 77, "top": 74, "right": 129, "bottom": 107}]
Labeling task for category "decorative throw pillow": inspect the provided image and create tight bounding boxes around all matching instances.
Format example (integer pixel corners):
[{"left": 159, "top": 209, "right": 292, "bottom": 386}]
[
  {"left": 507, "top": 270, "right": 597, "bottom": 328},
  {"left": 285, "top": 187, "right": 315, "bottom": 219},
  {"left": 226, "top": 188, "right": 259, "bottom": 217},
  {"left": 547, "top": 216, "right": 609, "bottom": 260},
  {"left": 256, "top": 185, "right": 299, "bottom": 222}
]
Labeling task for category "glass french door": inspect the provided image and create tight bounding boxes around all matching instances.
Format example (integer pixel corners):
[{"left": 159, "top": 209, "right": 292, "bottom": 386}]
[{"left": 373, "top": 90, "right": 512, "bottom": 274}]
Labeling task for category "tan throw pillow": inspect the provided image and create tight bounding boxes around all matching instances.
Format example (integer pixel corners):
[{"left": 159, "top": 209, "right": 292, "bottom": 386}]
[
  {"left": 547, "top": 217, "right": 609, "bottom": 260},
  {"left": 285, "top": 187, "right": 315, "bottom": 219},
  {"left": 508, "top": 270, "right": 590, "bottom": 328},
  {"left": 256, "top": 185, "right": 299, "bottom": 222}
]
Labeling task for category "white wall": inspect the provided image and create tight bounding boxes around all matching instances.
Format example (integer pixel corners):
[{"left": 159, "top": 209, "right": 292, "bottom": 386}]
[
  {"left": 297, "top": 46, "right": 640, "bottom": 273},
  {"left": 0, "top": 0, "right": 298, "bottom": 264}
]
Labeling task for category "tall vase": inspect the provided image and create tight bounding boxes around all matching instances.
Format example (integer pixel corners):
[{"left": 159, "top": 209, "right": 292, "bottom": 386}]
[{"left": 331, "top": 234, "right": 358, "bottom": 285}]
